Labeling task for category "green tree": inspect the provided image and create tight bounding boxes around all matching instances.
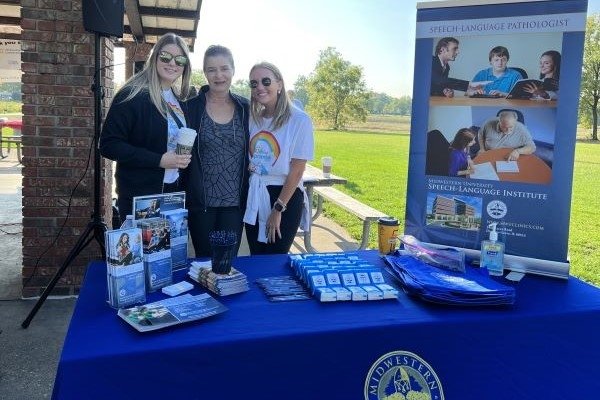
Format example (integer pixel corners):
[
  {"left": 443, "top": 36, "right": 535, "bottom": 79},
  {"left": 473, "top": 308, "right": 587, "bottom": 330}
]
[
  {"left": 231, "top": 79, "right": 251, "bottom": 99},
  {"left": 190, "top": 69, "right": 207, "bottom": 89},
  {"left": 305, "top": 47, "right": 368, "bottom": 130},
  {"left": 292, "top": 75, "right": 309, "bottom": 108},
  {"left": 580, "top": 14, "right": 600, "bottom": 140},
  {"left": 368, "top": 92, "right": 392, "bottom": 114}
]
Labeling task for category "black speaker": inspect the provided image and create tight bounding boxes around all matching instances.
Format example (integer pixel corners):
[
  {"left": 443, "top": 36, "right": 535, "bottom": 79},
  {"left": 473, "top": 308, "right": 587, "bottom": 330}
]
[{"left": 82, "top": 0, "right": 124, "bottom": 38}]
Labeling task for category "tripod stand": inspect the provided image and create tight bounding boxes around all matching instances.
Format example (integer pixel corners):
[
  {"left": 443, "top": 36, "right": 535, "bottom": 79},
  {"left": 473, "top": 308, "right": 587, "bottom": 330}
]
[{"left": 22, "top": 33, "right": 108, "bottom": 328}]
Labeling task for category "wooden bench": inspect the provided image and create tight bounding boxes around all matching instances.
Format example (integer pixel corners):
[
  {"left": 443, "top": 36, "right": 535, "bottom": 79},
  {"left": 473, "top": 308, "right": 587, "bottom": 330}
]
[
  {"left": 313, "top": 186, "right": 387, "bottom": 249},
  {"left": 0, "top": 135, "right": 22, "bottom": 163}
]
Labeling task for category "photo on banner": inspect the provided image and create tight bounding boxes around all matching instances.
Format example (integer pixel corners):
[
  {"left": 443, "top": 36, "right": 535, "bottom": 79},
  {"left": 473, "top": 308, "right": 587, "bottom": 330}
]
[{"left": 406, "top": 0, "right": 588, "bottom": 278}]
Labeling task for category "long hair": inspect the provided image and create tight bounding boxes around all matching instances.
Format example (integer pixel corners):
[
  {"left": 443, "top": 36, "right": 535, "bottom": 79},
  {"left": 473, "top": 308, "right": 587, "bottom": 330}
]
[
  {"left": 450, "top": 128, "right": 475, "bottom": 151},
  {"left": 540, "top": 50, "right": 561, "bottom": 80},
  {"left": 249, "top": 62, "right": 291, "bottom": 131},
  {"left": 117, "top": 33, "right": 191, "bottom": 118}
]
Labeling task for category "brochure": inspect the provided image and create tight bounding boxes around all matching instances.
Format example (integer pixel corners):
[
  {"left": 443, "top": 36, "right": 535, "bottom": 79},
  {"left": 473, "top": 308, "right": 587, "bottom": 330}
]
[
  {"left": 104, "top": 227, "right": 146, "bottom": 308},
  {"left": 132, "top": 191, "right": 186, "bottom": 221},
  {"left": 117, "top": 293, "right": 228, "bottom": 332}
]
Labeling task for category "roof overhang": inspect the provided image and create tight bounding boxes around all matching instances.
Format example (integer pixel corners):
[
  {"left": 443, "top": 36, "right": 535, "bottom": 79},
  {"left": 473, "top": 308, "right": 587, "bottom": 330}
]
[{"left": 0, "top": 0, "right": 202, "bottom": 50}]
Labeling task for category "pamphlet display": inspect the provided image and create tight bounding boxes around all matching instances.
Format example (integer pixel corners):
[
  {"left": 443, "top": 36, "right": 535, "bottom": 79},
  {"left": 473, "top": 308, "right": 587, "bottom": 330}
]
[
  {"left": 136, "top": 218, "right": 172, "bottom": 292},
  {"left": 117, "top": 293, "right": 228, "bottom": 332},
  {"left": 160, "top": 208, "right": 189, "bottom": 271},
  {"left": 132, "top": 192, "right": 186, "bottom": 221},
  {"left": 104, "top": 228, "right": 146, "bottom": 308}
]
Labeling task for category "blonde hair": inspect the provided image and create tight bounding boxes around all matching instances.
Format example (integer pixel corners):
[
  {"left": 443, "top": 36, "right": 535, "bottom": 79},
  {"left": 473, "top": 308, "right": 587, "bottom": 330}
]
[
  {"left": 117, "top": 33, "right": 191, "bottom": 118},
  {"left": 249, "top": 62, "right": 291, "bottom": 131}
]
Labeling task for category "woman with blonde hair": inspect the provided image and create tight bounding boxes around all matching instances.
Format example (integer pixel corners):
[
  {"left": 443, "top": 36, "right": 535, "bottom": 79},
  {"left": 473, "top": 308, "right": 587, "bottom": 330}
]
[
  {"left": 100, "top": 33, "right": 192, "bottom": 222},
  {"left": 243, "top": 62, "right": 314, "bottom": 254}
]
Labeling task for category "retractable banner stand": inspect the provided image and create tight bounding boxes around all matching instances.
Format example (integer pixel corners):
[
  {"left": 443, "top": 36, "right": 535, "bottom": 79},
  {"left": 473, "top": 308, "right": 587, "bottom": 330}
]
[{"left": 405, "top": 0, "right": 588, "bottom": 278}]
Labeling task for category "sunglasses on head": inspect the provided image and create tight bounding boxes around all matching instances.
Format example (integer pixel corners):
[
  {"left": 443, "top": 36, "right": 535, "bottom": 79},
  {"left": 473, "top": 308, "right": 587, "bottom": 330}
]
[
  {"left": 158, "top": 51, "right": 188, "bottom": 67},
  {"left": 249, "top": 77, "right": 272, "bottom": 89}
]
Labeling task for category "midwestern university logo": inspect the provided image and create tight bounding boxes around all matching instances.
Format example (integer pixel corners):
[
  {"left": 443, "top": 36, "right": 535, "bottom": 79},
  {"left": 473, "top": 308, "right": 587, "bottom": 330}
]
[
  {"left": 486, "top": 200, "right": 507, "bottom": 219},
  {"left": 364, "top": 351, "right": 444, "bottom": 400}
]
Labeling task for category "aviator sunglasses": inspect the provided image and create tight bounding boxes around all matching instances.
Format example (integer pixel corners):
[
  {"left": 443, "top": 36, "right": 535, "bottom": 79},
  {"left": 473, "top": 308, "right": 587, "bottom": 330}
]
[
  {"left": 158, "top": 50, "right": 188, "bottom": 67},
  {"left": 249, "top": 77, "right": 272, "bottom": 89}
]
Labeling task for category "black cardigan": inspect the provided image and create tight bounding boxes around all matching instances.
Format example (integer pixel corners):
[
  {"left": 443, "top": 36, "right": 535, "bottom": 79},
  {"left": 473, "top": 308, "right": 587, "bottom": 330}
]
[{"left": 99, "top": 89, "right": 169, "bottom": 205}]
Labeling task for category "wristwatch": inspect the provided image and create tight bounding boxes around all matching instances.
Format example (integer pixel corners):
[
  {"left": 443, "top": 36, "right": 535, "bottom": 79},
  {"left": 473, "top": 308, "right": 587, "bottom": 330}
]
[{"left": 273, "top": 198, "right": 287, "bottom": 212}]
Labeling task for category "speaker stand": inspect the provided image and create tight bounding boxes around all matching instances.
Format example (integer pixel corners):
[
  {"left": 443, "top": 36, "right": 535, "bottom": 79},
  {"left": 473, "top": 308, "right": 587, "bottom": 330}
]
[{"left": 22, "top": 33, "right": 108, "bottom": 328}]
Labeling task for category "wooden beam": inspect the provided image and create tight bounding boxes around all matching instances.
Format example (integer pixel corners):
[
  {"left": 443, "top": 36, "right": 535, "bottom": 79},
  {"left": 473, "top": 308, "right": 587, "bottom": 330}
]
[
  {"left": 0, "top": 16, "right": 20, "bottom": 26},
  {"left": 138, "top": 7, "right": 199, "bottom": 20},
  {"left": 124, "top": 0, "right": 144, "bottom": 42},
  {"left": 123, "top": 26, "right": 196, "bottom": 39}
]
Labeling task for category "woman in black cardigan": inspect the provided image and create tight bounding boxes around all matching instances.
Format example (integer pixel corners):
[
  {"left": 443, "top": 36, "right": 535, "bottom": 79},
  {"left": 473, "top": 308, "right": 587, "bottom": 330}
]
[{"left": 100, "top": 33, "right": 192, "bottom": 223}]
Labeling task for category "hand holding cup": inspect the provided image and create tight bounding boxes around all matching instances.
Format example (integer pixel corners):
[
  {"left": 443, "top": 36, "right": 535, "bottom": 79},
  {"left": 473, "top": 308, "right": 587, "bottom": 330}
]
[{"left": 176, "top": 127, "right": 197, "bottom": 155}]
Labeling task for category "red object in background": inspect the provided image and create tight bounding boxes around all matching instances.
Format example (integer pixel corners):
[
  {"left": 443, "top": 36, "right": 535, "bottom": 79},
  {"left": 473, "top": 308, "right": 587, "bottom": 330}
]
[{"left": 0, "top": 119, "right": 22, "bottom": 132}]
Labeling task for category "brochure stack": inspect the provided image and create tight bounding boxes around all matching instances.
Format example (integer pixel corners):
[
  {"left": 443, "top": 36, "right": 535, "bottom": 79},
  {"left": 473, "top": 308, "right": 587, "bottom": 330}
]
[
  {"left": 160, "top": 208, "right": 188, "bottom": 271},
  {"left": 188, "top": 261, "right": 249, "bottom": 296},
  {"left": 104, "top": 228, "right": 146, "bottom": 308},
  {"left": 137, "top": 218, "right": 172, "bottom": 292}
]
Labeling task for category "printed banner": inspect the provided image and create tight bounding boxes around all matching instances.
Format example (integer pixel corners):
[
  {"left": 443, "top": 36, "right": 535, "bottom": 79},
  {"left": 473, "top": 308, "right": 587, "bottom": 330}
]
[
  {"left": 0, "top": 40, "right": 21, "bottom": 83},
  {"left": 405, "top": 0, "right": 588, "bottom": 278}
]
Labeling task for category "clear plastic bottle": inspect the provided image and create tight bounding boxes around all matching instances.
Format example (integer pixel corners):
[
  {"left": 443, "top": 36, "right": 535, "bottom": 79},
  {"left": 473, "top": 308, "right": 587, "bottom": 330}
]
[{"left": 480, "top": 223, "right": 505, "bottom": 276}]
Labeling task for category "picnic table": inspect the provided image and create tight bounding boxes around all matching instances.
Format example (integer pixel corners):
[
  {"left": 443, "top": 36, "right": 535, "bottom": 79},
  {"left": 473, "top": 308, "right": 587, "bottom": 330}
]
[{"left": 0, "top": 118, "right": 22, "bottom": 163}]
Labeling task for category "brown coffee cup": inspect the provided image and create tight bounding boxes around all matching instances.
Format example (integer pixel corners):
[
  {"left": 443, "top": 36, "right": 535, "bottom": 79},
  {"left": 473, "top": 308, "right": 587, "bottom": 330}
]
[{"left": 378, "top": 217, "right": 399, "bottom": 254}]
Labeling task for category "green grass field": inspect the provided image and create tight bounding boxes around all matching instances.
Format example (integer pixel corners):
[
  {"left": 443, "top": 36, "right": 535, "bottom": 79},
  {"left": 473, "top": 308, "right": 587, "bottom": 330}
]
[{"left": 312, "top": 116, "right": 600, "bottom": 286}]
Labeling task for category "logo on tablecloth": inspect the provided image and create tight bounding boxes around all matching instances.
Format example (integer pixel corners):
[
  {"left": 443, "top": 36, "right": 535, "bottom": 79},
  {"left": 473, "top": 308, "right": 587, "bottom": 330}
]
[{"left": 364, "top": 350, "right": 444, "bottom": 400}]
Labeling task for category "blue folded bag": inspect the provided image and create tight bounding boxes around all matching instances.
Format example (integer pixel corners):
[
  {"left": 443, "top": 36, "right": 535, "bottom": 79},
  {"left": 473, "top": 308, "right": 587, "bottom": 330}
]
[{"left": 384, "top": 253, "right": 516, "bottom": 306}]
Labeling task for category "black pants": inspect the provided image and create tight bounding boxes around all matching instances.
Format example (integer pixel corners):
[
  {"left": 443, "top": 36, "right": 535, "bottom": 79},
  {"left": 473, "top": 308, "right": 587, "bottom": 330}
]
[
  {"left": 188, "top": 206, "right": 244, "bottom": 258},
  {"left": 245, "top": 186, "right": 303, "bottom": 255}
]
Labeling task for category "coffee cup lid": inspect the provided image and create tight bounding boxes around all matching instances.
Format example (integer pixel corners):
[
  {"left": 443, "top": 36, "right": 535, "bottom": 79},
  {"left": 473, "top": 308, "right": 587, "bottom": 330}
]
[{"left": 378, "top": 217, "right": 398, "bottom": 226}]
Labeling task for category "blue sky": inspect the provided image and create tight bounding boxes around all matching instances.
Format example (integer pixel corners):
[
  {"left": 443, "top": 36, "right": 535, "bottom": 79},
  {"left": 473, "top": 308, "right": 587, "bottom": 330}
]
[{"left": 117, "top": 0, "right": 600, "bottom": 97}]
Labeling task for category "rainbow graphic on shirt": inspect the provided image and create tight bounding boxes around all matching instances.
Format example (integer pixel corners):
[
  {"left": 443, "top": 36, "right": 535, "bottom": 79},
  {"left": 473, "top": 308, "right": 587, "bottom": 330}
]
[{"left": 249, "top": 130, "right": 280, "bottom": 175}]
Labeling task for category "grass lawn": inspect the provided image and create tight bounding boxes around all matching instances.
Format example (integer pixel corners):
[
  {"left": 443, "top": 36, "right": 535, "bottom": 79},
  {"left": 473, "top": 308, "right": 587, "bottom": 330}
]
[{"left": 312, "top": 124, "right": 600, "bottom": 287}]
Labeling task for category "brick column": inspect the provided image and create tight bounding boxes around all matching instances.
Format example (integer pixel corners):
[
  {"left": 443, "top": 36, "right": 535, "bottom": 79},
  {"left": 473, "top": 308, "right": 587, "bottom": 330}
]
[
  {"left": 124, "top": 42, "right": 153, "bottom": 80},
  {"left": 20, "top": 0, "right": 114, "bottom": 297}
]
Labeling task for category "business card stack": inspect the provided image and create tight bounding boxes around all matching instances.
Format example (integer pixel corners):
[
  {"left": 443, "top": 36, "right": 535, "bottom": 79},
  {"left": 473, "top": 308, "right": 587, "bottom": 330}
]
[
  {"left": 288, "top": 252, "right": 399, "bottom": 302},
  {"left": 188, "top": 261, "right": 249, "bottom": 296}
]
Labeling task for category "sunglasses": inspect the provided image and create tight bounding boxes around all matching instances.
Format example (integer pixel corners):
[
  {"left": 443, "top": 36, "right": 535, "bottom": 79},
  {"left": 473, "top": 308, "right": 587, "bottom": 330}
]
[
  {"left": 158, "top": 51, "right": 188, "bottom": 67},
  {"left": 249, "top": 77, "right": 272, "bottom": 89}
]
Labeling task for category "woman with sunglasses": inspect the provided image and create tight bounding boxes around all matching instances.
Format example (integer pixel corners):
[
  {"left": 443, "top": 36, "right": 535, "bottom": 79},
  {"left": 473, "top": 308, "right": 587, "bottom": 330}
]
[
  {"left": 182, "top": 45, "right": 250, "bottom": 257},
  {"left": 243, "top": 62, "right": 314, "bottom": 254},
  {"left": 100, "top": 33, "right": 192, "bottom": 223}
]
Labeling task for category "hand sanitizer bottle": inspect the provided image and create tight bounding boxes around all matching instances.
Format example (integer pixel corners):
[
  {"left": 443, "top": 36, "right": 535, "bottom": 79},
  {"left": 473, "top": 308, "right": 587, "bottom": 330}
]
[{"left": 480, "top": 223, "right": 505, "bottom": 276}]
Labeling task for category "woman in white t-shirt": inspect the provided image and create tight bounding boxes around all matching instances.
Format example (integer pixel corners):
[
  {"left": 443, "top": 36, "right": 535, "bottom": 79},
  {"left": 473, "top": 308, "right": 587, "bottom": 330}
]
[{"left": 243, "top": 62, "right": 315, "bottom": 254}]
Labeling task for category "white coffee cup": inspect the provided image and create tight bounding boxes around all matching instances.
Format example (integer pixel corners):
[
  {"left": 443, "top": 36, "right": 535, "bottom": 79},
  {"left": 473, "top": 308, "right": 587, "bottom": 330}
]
[
  {"left": 176, "top": 128, "right": 197, "bottom": 155},
  {"left": 322, "top": 156, "right": 332, "bottom": 178}
]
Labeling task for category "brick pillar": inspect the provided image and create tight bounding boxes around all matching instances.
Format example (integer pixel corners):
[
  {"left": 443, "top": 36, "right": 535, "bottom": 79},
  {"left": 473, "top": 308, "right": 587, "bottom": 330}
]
[
  {"left": 124, "top": 42, "right": 153, "bottom": 80},
  {"left": 20, "top": 0, "right": 114, "bottom": 297}
]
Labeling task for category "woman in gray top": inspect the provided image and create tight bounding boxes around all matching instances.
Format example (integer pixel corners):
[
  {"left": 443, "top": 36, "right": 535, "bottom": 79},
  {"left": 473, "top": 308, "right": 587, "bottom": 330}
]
[{"left": 182, "top": 45, "right": 250, "bottom": 257}]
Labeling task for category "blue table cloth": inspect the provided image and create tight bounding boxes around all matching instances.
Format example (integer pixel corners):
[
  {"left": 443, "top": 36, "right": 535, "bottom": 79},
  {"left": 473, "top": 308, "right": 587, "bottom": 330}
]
[{"left": 52, "top": 251, "right": 600, "bottom": 399}]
